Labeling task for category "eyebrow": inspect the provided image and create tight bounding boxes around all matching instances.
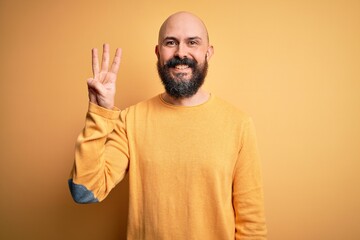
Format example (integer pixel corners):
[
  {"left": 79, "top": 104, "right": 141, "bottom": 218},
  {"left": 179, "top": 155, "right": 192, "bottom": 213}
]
[
  {"left": 162, "top": 36, "right": 203, "bottom": 43},
  {"left": 188, "top": 37, "right": 202, "bottom": 42}
]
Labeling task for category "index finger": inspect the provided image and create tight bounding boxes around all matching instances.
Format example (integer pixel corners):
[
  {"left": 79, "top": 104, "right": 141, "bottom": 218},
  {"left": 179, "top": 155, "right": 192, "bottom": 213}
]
[
  {"left": 110, "top": 48, "right": 122, "bottom": 74},
  {"left": 92, "top": 48, "right": 100, "bottom": 78}
]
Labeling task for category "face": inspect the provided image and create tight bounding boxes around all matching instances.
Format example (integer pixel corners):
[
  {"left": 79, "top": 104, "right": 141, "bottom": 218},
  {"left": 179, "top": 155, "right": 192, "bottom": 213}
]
[
  {"left": 155, "top": 12, "right": 214, "bottom": 98},
  {"left": 156, "top": 56, "right": 208, "bottom": 99}
]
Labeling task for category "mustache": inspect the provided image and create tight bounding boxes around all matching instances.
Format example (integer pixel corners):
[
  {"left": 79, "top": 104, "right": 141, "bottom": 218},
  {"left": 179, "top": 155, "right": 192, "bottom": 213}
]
[{"left": 165, "top": 57, "right": 197, "bottom": 68}]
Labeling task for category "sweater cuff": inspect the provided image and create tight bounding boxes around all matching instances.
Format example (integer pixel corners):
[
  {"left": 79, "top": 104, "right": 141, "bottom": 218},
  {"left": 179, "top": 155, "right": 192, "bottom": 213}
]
[{"left": 88, "top": 102, "right": 120, "bottom": 120}]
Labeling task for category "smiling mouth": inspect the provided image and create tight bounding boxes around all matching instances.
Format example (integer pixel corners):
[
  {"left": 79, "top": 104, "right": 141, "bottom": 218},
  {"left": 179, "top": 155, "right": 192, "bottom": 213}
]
[{"left": 174, "top": 64, "right": 190, "bottom": 70}]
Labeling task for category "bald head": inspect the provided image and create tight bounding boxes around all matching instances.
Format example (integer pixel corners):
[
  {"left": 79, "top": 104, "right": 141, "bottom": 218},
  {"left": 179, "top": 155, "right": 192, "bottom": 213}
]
[
  {"left": 155, "top": 12, "right": 214, "bottom": 100},
  {"left": 158, "top": 12, "right": 209, "bottom": 45}
]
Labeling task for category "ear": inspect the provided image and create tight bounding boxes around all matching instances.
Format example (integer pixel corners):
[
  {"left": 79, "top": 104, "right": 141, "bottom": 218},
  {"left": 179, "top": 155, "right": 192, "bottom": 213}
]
[
  {"left": 205, "top": 45, "right": 214, "bottom": 61},
  {"left": 155, "top": 45, "right": 160, "bottom": 59}
]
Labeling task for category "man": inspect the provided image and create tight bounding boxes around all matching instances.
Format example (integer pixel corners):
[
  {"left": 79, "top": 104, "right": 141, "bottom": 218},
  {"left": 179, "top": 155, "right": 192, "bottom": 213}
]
[{"left": 69, "top": 11, "right": 267, "bottom": 239}]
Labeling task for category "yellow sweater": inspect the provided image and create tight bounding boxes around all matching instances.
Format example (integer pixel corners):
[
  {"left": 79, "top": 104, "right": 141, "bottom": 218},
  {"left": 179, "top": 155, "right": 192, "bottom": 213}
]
[{"left": 69, "top": 94, "right": 267, "bottom": 239}]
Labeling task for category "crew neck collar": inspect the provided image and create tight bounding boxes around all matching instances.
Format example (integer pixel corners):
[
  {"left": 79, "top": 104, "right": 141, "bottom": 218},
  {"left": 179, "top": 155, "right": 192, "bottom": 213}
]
[{"left": 158, "top": 93, "right": 213, "bottom": 109}]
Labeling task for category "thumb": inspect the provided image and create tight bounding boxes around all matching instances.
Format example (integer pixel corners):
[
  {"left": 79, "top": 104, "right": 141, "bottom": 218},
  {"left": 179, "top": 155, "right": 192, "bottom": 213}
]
[{"left": 87, "top": 78, "right": 106, "bottom": 96}]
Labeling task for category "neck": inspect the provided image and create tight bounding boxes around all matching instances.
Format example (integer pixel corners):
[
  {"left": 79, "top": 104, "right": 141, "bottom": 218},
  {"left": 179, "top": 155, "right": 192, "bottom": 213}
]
[{"left": 162, "top": 88, "right": 210, "bottom": 107}]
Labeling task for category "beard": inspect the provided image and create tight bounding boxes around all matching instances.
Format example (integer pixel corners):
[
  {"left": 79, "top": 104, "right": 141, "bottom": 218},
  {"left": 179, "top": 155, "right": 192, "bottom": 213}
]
[{"left": 157, "top": 56, "right": 208, "bottom": 99}]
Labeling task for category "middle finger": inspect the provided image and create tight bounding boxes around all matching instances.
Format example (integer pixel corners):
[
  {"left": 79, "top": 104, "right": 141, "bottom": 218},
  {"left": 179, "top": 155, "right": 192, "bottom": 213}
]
[{"left": 101, "top": 43, "right": 110, "bottom": 72}]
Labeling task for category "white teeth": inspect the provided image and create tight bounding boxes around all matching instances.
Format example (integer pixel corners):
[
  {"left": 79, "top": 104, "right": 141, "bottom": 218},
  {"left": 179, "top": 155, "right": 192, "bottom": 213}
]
[{"left": 175, "top": 65, "right": 189, "bottom": 70}]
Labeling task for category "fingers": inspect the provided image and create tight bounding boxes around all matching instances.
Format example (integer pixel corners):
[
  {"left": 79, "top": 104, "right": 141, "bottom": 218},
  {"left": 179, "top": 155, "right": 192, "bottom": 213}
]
[
  {"left": 92, "top": 44, "right": 122, "bottom": 80},
  {"left": 92, "top": 48, "right": 100, "bottom": 79},
  {"left": 110, "top": 48, "right": 122, "bottom": 74},
  {"left": 101, "top": 43, "right": 110, "bottom": 72}
]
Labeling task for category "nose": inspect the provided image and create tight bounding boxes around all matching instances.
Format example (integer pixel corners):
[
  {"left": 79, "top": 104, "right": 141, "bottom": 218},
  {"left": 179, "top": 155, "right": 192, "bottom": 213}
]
[{"left": 175, "top": 43, "right": 188, "bottom": 59}]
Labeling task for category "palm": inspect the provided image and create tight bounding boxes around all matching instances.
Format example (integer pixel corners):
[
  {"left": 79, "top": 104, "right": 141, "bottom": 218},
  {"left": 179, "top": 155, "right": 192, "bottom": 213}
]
[{"left": 87, "top": 44, "right": 122, "bottom": 109}]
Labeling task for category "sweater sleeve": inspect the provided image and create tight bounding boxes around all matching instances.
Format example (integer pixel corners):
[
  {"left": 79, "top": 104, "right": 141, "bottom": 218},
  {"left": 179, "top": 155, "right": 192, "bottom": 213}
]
[
  {"left": 233, "top": 118, "right": 267, "bottom": 239},
  {"left": 68, "top": 102, "right": 130, "bottom": 203}
]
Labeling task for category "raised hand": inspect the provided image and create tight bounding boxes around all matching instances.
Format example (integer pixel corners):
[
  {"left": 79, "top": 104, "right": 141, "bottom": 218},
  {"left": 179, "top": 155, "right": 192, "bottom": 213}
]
[{"left": 87, "top": 44, "right": 122, "bottom": 109}]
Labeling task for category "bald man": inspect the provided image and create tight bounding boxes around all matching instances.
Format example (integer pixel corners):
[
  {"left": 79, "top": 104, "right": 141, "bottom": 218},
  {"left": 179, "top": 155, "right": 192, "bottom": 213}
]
[{"left": 69, "top": 12, "right": 267, "bottom": 239}]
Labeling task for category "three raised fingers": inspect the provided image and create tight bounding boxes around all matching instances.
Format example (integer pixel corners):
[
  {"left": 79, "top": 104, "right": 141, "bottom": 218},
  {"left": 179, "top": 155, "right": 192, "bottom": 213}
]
[{"left": 92, "top": 44, "right": 122, "bottom": 78}]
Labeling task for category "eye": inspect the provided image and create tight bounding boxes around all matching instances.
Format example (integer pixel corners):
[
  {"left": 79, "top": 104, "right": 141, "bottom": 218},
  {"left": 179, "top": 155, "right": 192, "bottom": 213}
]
[
  {"left": 165, "top": 40, "right": 177, "bottom": 46},
  {"left": 189, "top": 40, "right": 198, "bottom": 46}
]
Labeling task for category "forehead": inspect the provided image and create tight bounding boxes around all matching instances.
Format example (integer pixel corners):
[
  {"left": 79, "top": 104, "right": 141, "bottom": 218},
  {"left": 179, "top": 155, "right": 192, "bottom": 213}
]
[{"left": 159, "top": 13, "right": 208, "bottom": 42}]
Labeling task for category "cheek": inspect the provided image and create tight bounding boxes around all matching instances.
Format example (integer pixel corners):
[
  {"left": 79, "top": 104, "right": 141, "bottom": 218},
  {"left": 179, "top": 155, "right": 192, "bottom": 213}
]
[
  {"left": 195, "top": 54, "right": 207, "bottom": 64},
  {"left": 158, "top": 48, "right": 175, "bottom": 63},
  {"left": 162, "top": 53, "right": 174, "bottom": 62},
  {"left": 192, "top": 49, "right": 208, "bottom": 62}
]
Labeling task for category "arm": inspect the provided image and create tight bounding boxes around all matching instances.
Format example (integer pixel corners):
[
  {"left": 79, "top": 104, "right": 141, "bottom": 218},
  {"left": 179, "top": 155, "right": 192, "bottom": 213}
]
[
  {"left": 68, "top": 44, "right": 128, "bottom": 203},
  {"left": 233, "top": 118, "right": 267, "bottom": 239}
]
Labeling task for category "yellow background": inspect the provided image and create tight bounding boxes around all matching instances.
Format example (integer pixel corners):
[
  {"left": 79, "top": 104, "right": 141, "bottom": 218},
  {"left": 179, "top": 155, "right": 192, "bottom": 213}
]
[{"left": 1, "top": 0, "right": 359, "bottom": 239}]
